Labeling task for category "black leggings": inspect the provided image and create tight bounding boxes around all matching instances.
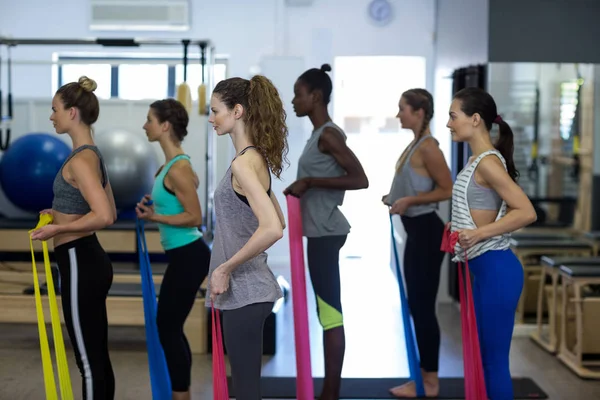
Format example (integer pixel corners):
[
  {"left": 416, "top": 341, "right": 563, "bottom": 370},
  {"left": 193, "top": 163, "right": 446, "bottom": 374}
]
[
  {"left": 54, "top": 234, "right": 115, "bottom": 400},
  {"left": 157, "top": 238, "right": 210, "bottom": 392},
  {"left": 306, "top": 235, "right": 348, "bottom": 330},
  {"left": 400, "top": 212, "right": 445, "bottom": 372},
  {"left": 223, "top": 302, "right": 274, "bottom": 400}
]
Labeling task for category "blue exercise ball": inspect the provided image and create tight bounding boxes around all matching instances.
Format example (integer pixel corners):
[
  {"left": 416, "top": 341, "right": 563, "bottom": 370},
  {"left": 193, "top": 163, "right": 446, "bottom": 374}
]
[{"left": 0, "top": 133, "right": 71, "bottom": 213}]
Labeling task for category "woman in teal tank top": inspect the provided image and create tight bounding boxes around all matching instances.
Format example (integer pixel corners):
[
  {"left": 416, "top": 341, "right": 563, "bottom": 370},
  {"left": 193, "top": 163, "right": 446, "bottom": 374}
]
[{"left": 136, "top": 99, "right": 211, "bottom": 400}]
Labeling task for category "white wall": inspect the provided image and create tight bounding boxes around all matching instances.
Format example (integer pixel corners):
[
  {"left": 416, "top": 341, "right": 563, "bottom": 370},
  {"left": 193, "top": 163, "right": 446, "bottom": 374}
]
[
  {"left": 432, "top": 0, "right": 490, "bottom": 303},
  {"left": 0, "top": 0, "right": 436, "bottom": 97},
  {"left": 0, "top": 0, "right": 438, "bottom": 265}
]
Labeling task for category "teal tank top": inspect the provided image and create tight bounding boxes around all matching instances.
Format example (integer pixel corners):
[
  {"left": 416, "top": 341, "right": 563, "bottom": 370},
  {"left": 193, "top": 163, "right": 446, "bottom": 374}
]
[{"left": 151, "top": 154, "right": 202, "bottom": 250}]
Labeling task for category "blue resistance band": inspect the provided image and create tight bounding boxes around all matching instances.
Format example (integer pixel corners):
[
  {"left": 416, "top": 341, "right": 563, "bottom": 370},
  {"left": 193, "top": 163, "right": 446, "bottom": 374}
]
[
  {"left": 136, "top": 204, "right": 172, "bottom": 399},
  {"left": 389, "top": 214, "right": 425, "bottom": 396}
]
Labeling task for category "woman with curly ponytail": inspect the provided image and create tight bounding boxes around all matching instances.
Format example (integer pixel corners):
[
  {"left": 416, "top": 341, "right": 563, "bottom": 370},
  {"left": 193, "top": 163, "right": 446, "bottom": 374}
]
[{"left": 206, "top": 75, "right": 288, "bottom": 399}]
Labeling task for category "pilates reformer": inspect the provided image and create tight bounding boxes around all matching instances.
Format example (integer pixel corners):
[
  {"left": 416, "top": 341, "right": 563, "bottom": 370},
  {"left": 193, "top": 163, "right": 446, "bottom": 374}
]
[
  {"left": 508, "top": 237, "right": 596, "bottom": 323},
  {"left": 556, "top": 265, "right": 600, "bottom": 379},
  {"left": 530, "top": 255, "right": 600, "bottom": 353}
]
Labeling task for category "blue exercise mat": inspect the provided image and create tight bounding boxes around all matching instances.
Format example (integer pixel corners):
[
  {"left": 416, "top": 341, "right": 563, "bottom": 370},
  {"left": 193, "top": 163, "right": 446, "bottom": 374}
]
[
  {"left": 389, "top": 214, "right": 425, "bottom": 396},
  {"left": 136, "top": 216, "right": 172, "bottom": 399}
]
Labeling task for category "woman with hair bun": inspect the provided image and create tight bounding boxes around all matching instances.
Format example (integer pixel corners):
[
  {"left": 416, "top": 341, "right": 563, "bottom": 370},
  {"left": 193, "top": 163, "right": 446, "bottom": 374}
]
[
  {"left": 31, "top": 76, "right": 118, "bottom": 399},
  {"left": 287, "top": 64, "right": 369, "bottom": 400},
  {"left": 136, "top": 98, "right": 211, "bottom": 400}
]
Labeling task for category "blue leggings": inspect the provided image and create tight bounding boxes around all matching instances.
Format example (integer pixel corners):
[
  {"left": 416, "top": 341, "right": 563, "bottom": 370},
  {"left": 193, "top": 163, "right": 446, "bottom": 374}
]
[{"left": 468, "top": 249, "right": 524, "bottom": 400}]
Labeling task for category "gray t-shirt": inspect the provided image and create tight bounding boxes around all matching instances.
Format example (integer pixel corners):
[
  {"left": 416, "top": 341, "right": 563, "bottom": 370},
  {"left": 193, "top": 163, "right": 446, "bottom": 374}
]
[{"left": 296, "top": 121, "right": 351, "bottom": 237}]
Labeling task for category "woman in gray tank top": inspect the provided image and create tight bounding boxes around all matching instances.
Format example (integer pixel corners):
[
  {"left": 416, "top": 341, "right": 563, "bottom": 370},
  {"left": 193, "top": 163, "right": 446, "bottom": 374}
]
[
  {"left": 286, "top": 64, "right": 369, "bottom": 400},
  {"left": 382, "top": 89, "right": 452, "bottom": 398},
  {"left": 206, "top": 75, "right": 288, "bottom": 400}
]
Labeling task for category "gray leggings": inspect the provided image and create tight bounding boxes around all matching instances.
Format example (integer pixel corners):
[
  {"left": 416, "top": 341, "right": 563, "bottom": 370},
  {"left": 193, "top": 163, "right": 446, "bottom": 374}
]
[{"left": 223, "top": 302, "right": 274, "bottom": 400}]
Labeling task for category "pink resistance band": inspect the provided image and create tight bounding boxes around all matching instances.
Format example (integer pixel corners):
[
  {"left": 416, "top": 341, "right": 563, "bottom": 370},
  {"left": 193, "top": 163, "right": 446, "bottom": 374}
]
[
  {"left": 441, "top": 226, "right": 488, "bottom": 400},
  {"left": 211, "top": 302, "right": 229, "bottom": 400},
  {"left": 286, "top": 195, "right": 315, "bottom": 400}
]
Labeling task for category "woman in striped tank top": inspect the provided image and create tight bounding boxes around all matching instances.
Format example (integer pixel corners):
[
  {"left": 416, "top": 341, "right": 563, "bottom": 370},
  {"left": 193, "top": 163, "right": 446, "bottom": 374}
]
[{"left": 446, "top": 87, "right": 537, "bottom": 400}]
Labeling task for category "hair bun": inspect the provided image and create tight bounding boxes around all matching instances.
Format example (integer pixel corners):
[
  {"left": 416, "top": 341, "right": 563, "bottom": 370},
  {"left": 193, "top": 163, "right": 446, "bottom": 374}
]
[
  {"left": 78, "top": 76, "right": 97, "bottom": 93},
  {"left": 320, "top": 64, "right": 332, "bottom": 73}
]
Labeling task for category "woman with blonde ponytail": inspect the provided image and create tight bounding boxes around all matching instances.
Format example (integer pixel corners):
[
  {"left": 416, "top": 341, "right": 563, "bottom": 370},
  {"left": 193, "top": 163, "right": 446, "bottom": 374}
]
[
  {"left": 382, "top": 88, "right": 452, "bottom": 398},
  {"left": 206, "top": 75, "right": 288, "bottom": 400}
]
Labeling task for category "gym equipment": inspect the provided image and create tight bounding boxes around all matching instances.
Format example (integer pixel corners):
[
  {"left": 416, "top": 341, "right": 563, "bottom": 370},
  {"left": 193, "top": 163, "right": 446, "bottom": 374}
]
[
  {"left": 0, "top": 133, "right": 71, "bottom": 213},
  {"left": 441, "top": 228, "right": 487, "bottom": 400},
  {"left": 531, "top": 256, "right": 600, "bottom": 353},
  {"left": 389, "top": 214, "right": 424, "bottom": 397},
  {"left": 211, "top": 303, "right": 229, "bottom": 400},
  {"left": 28, "top": 214, "right": 73, "bottom": 400},
  {"left": 198, "top": 43, "right": 208, "bottom": 116},
  {"left": 176, "top": 40, "right": 192, "bottom": 113},
  {"left": 242, "top": 377, "right": 547, "bottom": 399},
  {"left": 0, "top": 35, "right": 217, "bottom": 240},
  {"left": 0, "top": 44, "right": 13, "bottom": 150},
  {"left": 287, "top": 195, "right": 314, "bottom": 400},
  {"left": 94, "top": 129, "right": 160, "bottom": 212},
  {"left": 136, "top": 215, "right": 172, "bottom": 399},
  {"left": 508, "top": 237, "right": 594, "bottom": 323},
  {"left": 557, "top": 265, "right": 600, "bottom": 378}
]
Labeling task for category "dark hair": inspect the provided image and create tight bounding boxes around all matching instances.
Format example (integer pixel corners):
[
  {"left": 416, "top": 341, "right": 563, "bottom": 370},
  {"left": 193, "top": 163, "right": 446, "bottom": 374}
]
[
  {"left": 213, "top": 75, "right": 289, "bottom": 179},
  {"left": 297, "top": 64, "right": 333, "bottom": 105},
  {"left": 453, "top": 87, "right": 519, "bottom": 182},
  {"left": 402, "top": 88, "right": 434, "bottom": 137},
  {"left": 149, "top": 99, "right": 189, "bottom": 142},
  {"left": 56, "top": 76, "right": 99, "bottom": 126}
]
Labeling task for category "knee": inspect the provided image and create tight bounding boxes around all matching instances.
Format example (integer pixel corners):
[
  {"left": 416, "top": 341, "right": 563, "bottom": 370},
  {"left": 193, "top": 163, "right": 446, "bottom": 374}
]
[{"left": 316, "top": 295, "right": 343, "bottom": 330}]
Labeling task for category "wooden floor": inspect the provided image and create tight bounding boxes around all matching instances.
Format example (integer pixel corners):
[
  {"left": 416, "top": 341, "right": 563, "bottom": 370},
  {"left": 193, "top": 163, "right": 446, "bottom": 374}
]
[{"left": 1, "top": 255, "right": 600, "bottom": 399}]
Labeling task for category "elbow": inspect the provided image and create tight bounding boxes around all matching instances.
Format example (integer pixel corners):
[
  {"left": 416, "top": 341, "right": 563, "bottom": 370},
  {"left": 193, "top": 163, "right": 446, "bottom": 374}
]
[
  {"left": 101, "top": 213, "right": 116, "bottom": 228},
  {"left": 191, "top": 214, "right": 203, "bottom": 228},
  {"left": 266, "top": 224, "right": 284, "bottom": 244},
  {"left": 526, "top": 207, "right": 538, "bottom": 226},
  {"left": 358, "top": 175, "right": 369, "bottom": 190},
  {"left": 443, "top": 187, "right": 453, "bottom": 201}
]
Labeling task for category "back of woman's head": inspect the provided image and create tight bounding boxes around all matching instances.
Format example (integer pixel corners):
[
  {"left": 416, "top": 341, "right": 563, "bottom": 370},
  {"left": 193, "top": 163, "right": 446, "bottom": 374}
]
[
  {"left": 56, "top": 76, "right": 99, "bottom": 126},
  {"left": 297, "top": 64, "right": 333, "bottom": 105},
  {"left": 150, "top": 98, "right": 189, "bottom": 142},
  {"left": 453, "top": 87, "right": 519, "bottom": 181},
  {"left": 213, "top": 76, "right": 289, "bottom": 178},
  {"left": 402, "top": 88, "right": 434, "bottom": 136}
]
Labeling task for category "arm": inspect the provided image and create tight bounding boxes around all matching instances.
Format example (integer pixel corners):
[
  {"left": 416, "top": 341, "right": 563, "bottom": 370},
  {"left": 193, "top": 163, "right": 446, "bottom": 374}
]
[
  {"left": 405, "top": 142, "right": 453, "bottom": 206},
  {"left": 150, "top": 163, "right": 203, "bottom": 227},
  {"left": 270, "top": 191, "right": 286, "bottom": 230},
  {"left": 57, "top": 155, "right": 116, "bottom": 234},
  {"left": 474, "top": 157, "right": 537, "bottom": 240},
  {"left": 219, "top": 157, "right": 284, "bottom": 274},
  {"left": 308, "top": 127, "right": 369, "bottom": 191}
]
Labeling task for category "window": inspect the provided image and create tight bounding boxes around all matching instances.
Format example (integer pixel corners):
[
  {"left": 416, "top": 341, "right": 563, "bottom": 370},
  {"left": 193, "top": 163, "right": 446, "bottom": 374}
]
[
  {"left": 55, "top": 54, "right": 228, "bottom": 100},
  {"left": 60, "top": 64, "right": 112, "bottom": 99},
  {"left": 119, "top": 64, "right": 169, "bottom": 101}
]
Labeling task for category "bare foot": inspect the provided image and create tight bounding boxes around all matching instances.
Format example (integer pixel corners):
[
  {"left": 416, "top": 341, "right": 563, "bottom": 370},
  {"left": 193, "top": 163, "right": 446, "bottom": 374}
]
[{"left": 389, "top": 377, "right": 439, "bottom": 398}]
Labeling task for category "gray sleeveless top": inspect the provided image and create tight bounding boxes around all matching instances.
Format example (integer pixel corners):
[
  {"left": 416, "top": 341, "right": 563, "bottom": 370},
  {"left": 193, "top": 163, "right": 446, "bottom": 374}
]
[
  {"left": 296, "top": 121, "right": 351, "bottom": 237},
  {"left": 205, "top": 147, "right": 283, "bottom": 310},
  {"left": 52, "top": 145, "right": 108, "bottom": 215},
  {"left": 386, "top": 135, "right": 438, "bottom": 217}
]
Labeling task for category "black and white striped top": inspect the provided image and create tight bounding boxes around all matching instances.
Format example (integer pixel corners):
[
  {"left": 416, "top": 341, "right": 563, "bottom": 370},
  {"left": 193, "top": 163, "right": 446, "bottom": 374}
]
[{"left": 451, "top": 149, "right": 510, "bottom": 262}]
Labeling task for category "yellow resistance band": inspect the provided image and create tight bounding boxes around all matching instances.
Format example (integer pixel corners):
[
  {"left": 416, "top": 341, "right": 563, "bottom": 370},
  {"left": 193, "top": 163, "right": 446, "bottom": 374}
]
[{"left": 29, "top": 214, "right": 73, "bottom": 400}]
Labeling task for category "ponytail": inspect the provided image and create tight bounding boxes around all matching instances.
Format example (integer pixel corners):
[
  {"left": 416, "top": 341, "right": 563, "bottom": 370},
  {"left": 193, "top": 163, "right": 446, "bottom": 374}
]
[
  {"left": 453, "top": 87, "right": 519, "bottom": 182},
  {"left": 494, "top": 117, "right": 519, "bottom": 182},
  {"left": 213, "top": 75, "right": 290, "bottom": 179},
  {"left": 246, "top": 75, "right": 289, "bottom": 179}
]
